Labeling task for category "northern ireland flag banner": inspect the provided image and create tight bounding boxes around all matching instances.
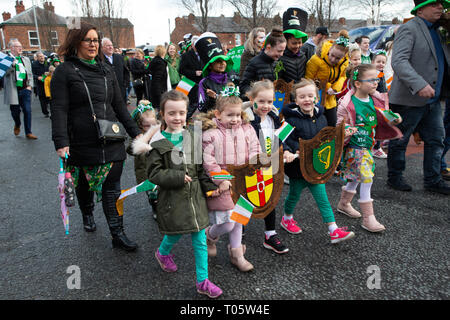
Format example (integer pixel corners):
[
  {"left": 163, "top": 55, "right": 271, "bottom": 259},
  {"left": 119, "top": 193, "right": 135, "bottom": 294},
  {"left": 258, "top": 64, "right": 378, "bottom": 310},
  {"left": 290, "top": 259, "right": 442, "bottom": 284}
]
[
  {"left": 230, "top": 196, "right": 255, "bottom": 226},
  {"left": 274, "top": 121, "right": 294, "bottom": 143},
  {"left": 116, "top": 180, "right": 157, "bottom": 216},
  {"left": 176, "top": 76, "right": 196, "bottom": 96},
  {"left": 0, "top": 52, "right": 14, "bottom": 79}
]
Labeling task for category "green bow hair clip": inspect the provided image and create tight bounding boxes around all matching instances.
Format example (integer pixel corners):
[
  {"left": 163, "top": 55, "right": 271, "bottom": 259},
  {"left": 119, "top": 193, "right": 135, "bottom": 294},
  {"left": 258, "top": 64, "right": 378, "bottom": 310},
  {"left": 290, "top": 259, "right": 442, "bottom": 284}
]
[
  {"left": 335, "top": 36, "right": 349, "bottom": 47},
  {"left": 220, "top": 86, "right": 240, "bottom": 97},
  {"left": 131, "top": 103, "right": 154, "bottom": 120},
  {"left": 376, "top": 49, "right": 387, "bottom": 56},
  {"left": 353, "top": 69, "right": 359, "bottom": 81}
]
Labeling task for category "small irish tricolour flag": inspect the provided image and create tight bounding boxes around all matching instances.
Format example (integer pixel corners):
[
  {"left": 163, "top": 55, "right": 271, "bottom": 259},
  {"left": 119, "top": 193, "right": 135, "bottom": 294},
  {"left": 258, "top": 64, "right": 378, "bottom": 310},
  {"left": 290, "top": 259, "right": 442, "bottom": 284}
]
[
  {"left": 230, "top": 196, "right": 255, "bottom": 226},
  {"left": 116, "top": 180, "right": 157, "bottom": 216},
  {"left": 274, "top": 121, "right": 294, "bottom": 143},
  {"left": 176, "top": 76, "right": 196, "bottom": 96}
]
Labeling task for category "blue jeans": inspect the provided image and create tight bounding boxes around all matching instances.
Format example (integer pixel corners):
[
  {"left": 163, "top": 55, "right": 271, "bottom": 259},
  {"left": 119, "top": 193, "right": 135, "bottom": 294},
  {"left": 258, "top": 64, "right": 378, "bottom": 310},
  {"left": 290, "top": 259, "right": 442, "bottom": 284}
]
[
  {"left": 441, "top": 98, "right": 450, "bottom": 171},
  {"left": 388, "top": 102, "right": 445, "bottom": 187},
  {"left": 10, "top": 89, "right": 32, "bottom": 135}
]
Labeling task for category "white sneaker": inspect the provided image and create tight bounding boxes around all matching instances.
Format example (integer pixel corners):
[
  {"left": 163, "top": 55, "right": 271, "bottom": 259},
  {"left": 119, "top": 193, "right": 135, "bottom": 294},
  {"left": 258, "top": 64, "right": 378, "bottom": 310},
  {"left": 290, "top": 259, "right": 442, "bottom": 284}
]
[{"left": 373, "top": 148, "right": 387, "bottom": 159}]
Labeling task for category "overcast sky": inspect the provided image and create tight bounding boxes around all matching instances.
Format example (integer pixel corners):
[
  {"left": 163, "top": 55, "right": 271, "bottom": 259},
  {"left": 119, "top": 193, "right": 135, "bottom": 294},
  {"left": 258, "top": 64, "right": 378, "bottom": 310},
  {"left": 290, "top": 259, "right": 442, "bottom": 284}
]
[{"left": 1, "top": 0, "right": 412, "bottom": 46}]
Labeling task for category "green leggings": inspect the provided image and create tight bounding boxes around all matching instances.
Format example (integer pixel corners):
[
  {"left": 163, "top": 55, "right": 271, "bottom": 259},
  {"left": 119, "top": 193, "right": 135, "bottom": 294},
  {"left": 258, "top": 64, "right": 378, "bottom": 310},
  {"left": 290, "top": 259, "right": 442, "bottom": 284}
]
[
  {"left": 159, "top": 229, "right": 208, "bottom": 283},
  {"left": 284, "top": 178, "right": 336, "bottom": 224}
]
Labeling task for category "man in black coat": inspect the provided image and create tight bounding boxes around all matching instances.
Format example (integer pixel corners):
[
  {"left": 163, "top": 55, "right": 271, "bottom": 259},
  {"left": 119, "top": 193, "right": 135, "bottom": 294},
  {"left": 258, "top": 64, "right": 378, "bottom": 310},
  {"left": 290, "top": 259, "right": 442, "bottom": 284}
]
[
  {"left": 102, "top": 38, "right": 130, "bottom": 103},
  {"left": 32, "top": 52, "right": 50, "bottom": 117},
  {"left": 179, "top": 36, "right": 204, "bottom": 118}
]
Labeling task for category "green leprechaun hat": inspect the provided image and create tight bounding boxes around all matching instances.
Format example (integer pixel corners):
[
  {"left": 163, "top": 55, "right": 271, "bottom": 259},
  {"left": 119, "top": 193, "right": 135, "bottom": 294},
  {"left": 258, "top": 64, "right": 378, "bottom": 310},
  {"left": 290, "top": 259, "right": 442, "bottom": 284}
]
[
  {"left": 411, "top": 0, "right": 449, "bottom": 15},
  {"left": 283, "top": 7, "right": 309, "bottom": 43},
  {"left": 194, "top": 32, "right": 233, "bottom": 77}
]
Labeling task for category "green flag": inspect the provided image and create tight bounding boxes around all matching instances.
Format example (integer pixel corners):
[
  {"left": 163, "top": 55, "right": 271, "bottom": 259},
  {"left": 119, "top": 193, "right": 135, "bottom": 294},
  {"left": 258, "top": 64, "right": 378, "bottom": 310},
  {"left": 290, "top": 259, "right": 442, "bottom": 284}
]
[{"left": 227, "top": 45, "right": 244, "bottom": 73}]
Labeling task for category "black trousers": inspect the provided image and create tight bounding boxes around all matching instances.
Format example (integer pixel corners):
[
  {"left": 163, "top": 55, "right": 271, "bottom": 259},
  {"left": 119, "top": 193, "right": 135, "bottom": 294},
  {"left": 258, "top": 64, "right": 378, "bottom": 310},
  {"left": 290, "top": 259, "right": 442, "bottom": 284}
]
[
  {"left": 38, "top": 94, "right": 50, "bottom": 116},
  {"left": 324, "top": 107, "right": 337, "bottom": 127},
  {"left": 264, "top": 209, "right": 276, "bottom": 231}
]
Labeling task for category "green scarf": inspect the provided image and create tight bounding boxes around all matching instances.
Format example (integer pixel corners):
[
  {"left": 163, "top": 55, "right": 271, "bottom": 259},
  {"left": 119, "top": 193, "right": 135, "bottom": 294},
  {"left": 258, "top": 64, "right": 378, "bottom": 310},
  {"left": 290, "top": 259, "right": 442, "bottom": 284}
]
[{"left": 15, "top": 56, "right": 26, "bottom": 88}]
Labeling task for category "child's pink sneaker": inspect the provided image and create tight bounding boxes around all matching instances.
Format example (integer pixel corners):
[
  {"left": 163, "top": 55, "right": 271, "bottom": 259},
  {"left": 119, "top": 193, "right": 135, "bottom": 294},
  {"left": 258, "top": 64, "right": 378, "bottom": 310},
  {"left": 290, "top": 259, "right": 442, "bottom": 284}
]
[
  {"left": 329, "top": 227, "right": 355, "bottom": 244},
  {"left": 155, "top": 249, "right": 177, "bottom": 272},
  {"left": 196, "top": 279, "right": 223, "bottom": 298},
  {"left": 280, "top": 217, "right": 302, "bottom": 234}
]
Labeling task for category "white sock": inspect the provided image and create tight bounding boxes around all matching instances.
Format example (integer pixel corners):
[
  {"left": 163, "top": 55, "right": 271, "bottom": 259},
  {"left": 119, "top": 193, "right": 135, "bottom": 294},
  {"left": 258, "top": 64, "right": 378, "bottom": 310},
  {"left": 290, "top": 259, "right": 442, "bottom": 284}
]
[
  {"left": 265, "top": 230, "right": 276, "bottom": 238},
  {"left": 360, "top": 182, "right": 373, "bottom": 202},
  {"left": 328, "top": 223, "right": 338, "bottom": 233},
  {"left": 283, "top": 215, "right": 293, "bottom": 221}
]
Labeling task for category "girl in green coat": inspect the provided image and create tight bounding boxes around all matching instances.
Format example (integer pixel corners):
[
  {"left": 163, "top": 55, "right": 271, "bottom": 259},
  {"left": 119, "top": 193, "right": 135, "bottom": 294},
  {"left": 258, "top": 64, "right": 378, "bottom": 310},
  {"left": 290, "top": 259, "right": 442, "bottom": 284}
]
[{"left": 147, "top": 90, "right": 223, "bottom": 298}]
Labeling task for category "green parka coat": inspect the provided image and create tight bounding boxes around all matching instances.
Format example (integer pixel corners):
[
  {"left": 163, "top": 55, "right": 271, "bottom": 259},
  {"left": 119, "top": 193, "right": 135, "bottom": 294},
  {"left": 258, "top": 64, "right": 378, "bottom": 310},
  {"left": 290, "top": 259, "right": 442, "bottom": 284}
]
[{"left": 147, "top": 129, "right": 217, "bottom": 235}]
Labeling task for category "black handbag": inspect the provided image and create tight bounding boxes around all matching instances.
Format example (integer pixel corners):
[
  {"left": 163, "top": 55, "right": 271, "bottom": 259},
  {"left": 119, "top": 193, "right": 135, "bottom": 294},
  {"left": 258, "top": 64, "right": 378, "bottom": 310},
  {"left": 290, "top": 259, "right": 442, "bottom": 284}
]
[
  {"left": 132, "top": 78, "right": 144, "bottom": 88},
  {"left": 73, "top": 64, "right": 127, "bottom": 143}
]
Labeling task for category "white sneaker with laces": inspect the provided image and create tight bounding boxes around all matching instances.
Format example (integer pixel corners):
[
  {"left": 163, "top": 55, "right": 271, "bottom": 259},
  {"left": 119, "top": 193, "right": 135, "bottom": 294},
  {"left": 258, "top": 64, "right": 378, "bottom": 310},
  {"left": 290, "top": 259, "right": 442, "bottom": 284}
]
[{"left": 373, "top": 148, "right": 387, "bottom": 159}]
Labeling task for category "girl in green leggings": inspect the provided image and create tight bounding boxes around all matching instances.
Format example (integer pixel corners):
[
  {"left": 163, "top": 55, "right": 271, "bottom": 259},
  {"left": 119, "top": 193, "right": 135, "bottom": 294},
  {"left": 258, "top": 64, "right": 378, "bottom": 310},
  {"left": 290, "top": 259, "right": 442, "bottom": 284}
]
[{"left": 281, "top": 79, "right": 355, "bottom": 244}]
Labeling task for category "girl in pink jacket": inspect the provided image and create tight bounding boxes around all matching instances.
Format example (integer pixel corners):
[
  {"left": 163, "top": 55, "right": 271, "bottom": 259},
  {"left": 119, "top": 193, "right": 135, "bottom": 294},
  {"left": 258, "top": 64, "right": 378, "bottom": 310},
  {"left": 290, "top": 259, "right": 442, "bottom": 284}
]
[
  {"left": 336, "top": 64, "right": 403, "bottom": 233},
  {"left": 200, "top": 90, "right": 261, "bottom": 272}
]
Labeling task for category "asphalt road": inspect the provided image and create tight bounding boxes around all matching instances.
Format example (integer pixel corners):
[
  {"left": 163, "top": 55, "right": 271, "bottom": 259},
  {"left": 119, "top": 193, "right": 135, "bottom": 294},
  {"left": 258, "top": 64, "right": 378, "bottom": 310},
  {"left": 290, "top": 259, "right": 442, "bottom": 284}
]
[{"left": 0, "top": 93, "right": 448, "bottom": 304}]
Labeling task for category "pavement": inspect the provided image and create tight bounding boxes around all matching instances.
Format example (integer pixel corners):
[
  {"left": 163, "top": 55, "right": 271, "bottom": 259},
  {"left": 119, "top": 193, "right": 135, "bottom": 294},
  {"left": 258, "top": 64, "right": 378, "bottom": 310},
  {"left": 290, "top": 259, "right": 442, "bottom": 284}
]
[{"left": 0, "top": 93, "right": 448, "bottom": 304}]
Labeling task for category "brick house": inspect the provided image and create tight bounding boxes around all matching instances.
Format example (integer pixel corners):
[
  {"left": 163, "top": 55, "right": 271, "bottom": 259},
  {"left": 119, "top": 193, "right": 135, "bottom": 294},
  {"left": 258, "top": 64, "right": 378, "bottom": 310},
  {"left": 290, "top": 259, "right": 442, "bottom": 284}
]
[
  {"left": 1, "top": 1, "right": 135, "bottom": 54},
  {"left": 170, "top": 12, "right": 282, "bottom": 51}
]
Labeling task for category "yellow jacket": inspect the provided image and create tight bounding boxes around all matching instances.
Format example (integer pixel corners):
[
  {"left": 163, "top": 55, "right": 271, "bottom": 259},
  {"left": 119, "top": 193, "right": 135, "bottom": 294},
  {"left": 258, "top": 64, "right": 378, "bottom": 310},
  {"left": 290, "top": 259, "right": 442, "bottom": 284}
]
[
  {"left": 44, "top": 75, "right": 52, "bottom": 99},
  {"left": 305, "top": 40, "right": 349, "bottom": 109}
]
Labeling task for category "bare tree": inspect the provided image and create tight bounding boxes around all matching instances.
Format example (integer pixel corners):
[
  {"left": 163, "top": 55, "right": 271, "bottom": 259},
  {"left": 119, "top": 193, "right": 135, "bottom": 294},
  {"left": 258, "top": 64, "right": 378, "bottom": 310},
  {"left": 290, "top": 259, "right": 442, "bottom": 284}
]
[
  {"left": 72, "top": 0, "right": 127, "bottom": 47},
  {"left": 179, "top": 0, "right": 214, "bottom": 33},
  {"left": 349, "top": 0, "right": 410, "bottom": 25},
  {"left": 226, "top": 0, "right": 278, "bottom": 31},
  {"left": 304, "top": 0, "right": 347, "bottom": 31}
]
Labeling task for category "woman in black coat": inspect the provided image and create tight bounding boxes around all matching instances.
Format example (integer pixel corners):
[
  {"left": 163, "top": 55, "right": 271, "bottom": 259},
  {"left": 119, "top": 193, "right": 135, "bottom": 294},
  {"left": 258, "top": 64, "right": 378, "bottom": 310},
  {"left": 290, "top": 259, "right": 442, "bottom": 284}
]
[
  {"left": 130, "top": 48, "right": 151, "bottom": 104},
  {"left": 51, "top": 22, "right": 141, "bottom": 251},
  {"left": 239, "top": 27, "right": 286, "bottom": 100},
  {"left": 149, "top": 45, "right": 168, "bottom": 109}
]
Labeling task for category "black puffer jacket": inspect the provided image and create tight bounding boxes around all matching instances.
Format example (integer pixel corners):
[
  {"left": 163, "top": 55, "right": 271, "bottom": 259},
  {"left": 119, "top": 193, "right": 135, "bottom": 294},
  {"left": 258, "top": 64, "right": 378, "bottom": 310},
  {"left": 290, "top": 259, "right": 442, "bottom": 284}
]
[
  {"left": 50, "top": 56, "right": 141, "bottom": 166},
  {"left": 282, "top": 102, "right": 328, "bottom": 179},
  {"left": 278, "top": 49, "right": 307, "bottom": 83},
  {"left": 239, "top": 51, "right": 277, "bottom": 98},
  {"left": 149, "top": 56, "right": 168, "bottom": 108}
]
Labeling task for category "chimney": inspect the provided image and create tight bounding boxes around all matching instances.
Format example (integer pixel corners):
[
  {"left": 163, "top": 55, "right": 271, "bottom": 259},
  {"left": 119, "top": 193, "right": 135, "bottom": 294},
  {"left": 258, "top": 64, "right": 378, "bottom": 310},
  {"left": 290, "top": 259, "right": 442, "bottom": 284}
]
[
  {"left": 2, "top": 12, "right": 11, "bottom": 21},
  {"left": 188, "top": 13, "right": 195, "bottom": 24},
  {"left": 15, "top": 0, "right": 25, "bottom": 15},
  {"left": 44, "top": 1, "right": 55, "bottom": 13},
  {"left": 233, "top": 12, "right": 241, "bottom": 24},
  {"left": 338, "top": 17, "right": 346, "bottom": 25}
]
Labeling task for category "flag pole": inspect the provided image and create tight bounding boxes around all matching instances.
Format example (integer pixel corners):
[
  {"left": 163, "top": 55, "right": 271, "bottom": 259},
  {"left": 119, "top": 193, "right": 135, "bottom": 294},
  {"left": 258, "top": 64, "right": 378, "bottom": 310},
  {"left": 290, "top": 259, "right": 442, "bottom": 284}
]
[{"left": 32, "top": 0, "right": 42, "bottom": 52}]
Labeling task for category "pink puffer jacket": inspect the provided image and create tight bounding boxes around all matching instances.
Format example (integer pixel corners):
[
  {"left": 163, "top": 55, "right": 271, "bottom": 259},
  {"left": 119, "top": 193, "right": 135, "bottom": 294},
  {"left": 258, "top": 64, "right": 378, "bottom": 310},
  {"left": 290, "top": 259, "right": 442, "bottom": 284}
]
[
  {"left": 202, "top": 118, "right": 261, "bottom": 211},
  {"left": 337, "top": 89, "right": 403, "bottom": 146}
]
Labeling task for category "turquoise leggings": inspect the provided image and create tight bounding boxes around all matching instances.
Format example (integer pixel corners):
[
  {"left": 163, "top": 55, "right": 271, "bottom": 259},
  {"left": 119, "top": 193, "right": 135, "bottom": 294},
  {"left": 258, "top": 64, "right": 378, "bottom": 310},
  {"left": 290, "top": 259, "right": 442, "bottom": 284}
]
[
  {"left": 159, "top": 229, "right": 208, "bottom": 283},
  {"left": 284, "top": 178, "right": 336, "bottom": 224}
]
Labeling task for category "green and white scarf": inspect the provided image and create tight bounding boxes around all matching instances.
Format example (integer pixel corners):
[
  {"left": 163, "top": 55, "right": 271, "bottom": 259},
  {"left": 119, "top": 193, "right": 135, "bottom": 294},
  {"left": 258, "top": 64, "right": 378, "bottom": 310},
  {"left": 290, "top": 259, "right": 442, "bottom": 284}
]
[{"left": 15, "top": 56, "right": 27, "bottom": 88}]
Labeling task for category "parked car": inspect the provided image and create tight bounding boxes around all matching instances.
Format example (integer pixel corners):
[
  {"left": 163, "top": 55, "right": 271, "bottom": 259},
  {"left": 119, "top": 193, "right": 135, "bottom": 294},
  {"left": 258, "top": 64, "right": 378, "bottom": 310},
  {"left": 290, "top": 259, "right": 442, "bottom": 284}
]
[{"left": 348, "top": 25, "right": 396, "bottom": 50}]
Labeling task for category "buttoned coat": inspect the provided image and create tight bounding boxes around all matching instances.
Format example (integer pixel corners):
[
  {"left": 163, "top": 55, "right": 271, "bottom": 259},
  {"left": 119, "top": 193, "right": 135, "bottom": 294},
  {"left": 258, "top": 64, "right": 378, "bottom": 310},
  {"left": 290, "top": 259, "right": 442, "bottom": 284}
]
[
  {"left": 389, "top": 17, "right": 450, "bottom": 107},
  {"left": 3, "top": 55, "right": 34, "bottom": 106}
]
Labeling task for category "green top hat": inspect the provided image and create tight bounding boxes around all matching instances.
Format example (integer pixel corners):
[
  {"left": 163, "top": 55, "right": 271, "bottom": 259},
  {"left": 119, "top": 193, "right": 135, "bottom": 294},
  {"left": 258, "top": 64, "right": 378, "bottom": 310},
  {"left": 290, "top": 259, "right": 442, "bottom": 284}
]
[
  {"left": 194, "top": 32, "right": 233, "bottom": 77},
  {"left": 282, "top": 7, "right": 309, "bottom": 43},
  {"left": 411, "top": 0, "right": 450, "bottom": 15}
]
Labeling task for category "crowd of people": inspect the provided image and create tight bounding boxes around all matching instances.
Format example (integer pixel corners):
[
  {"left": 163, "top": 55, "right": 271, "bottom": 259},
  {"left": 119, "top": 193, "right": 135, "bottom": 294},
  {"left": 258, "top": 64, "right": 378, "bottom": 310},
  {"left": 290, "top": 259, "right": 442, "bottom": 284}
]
[{"left": 1, "top": 0, "right": 449, "bottom": 299}]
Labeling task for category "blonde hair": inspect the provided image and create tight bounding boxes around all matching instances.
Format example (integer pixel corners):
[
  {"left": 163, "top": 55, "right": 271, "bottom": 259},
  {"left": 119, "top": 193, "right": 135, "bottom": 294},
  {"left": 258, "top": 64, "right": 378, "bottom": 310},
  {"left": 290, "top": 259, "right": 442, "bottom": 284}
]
[
  {"left": 247, "top": 79, "right": 274, "bottom": 100},
  {"left": 215, "top": 95, "right": 243, "bottom": 113},
  {"left": 135, "top": 100, "right": 157, "bottom": 130},
  {"left": 348, "top": 43, "right": 361, "bottom": 57},
  {"left": 292, "top": 78, "right": 319, "bottom": 99},
  {"left": 244, "top": 27, "right": 266, "bottom": 55},
  {"left": 135, "top": 48, "right": 145, "bottom": 58},
  {"left": 49, "top": 65, "right": 56, "bottom": 73},
  {"left": 154, "top": 45, "right": 166, "bottom": 58}
]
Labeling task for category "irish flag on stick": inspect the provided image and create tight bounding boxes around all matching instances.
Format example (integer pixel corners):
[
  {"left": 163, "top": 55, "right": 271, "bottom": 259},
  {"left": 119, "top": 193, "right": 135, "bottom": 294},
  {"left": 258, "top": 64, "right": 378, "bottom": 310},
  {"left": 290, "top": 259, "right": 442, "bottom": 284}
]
[
  {"left": 116, "top": 180, "right": 157, "bottom": 216},
  {"left": 274, "top": 121, "right": 294, "bottom": 143},
  {"left": 176, "top": 76, "right": 196, "bottom": 96},
  {"left": 230, "top": 196, "right": 255, "bottom": 226},
  {"left": 210, "top": 170, "right": 234, "bottom": 180}
]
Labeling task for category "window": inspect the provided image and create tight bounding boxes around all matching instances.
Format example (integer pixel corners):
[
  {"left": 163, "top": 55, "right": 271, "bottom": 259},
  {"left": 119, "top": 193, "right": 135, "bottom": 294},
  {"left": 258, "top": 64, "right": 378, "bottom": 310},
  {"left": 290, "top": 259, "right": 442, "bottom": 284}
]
[
  {"left": 235, "top": 33, "right": 241, "bottom": 46},
  {"left": 50, "top": 31, "right": 58, "bottom": 46},
  {"left": 28, "top": 30, "right": 40, "bottom": 47}
]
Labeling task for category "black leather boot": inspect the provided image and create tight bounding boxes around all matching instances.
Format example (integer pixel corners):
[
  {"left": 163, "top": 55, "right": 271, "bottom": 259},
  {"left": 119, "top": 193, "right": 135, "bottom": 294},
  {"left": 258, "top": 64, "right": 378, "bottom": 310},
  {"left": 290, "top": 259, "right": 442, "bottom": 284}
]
[
  {"left": 76, "top": 184, "right": 97, "bottom": 232},
  {"left": 102, "top": 190, "right": 138, "bottom": 252}
]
